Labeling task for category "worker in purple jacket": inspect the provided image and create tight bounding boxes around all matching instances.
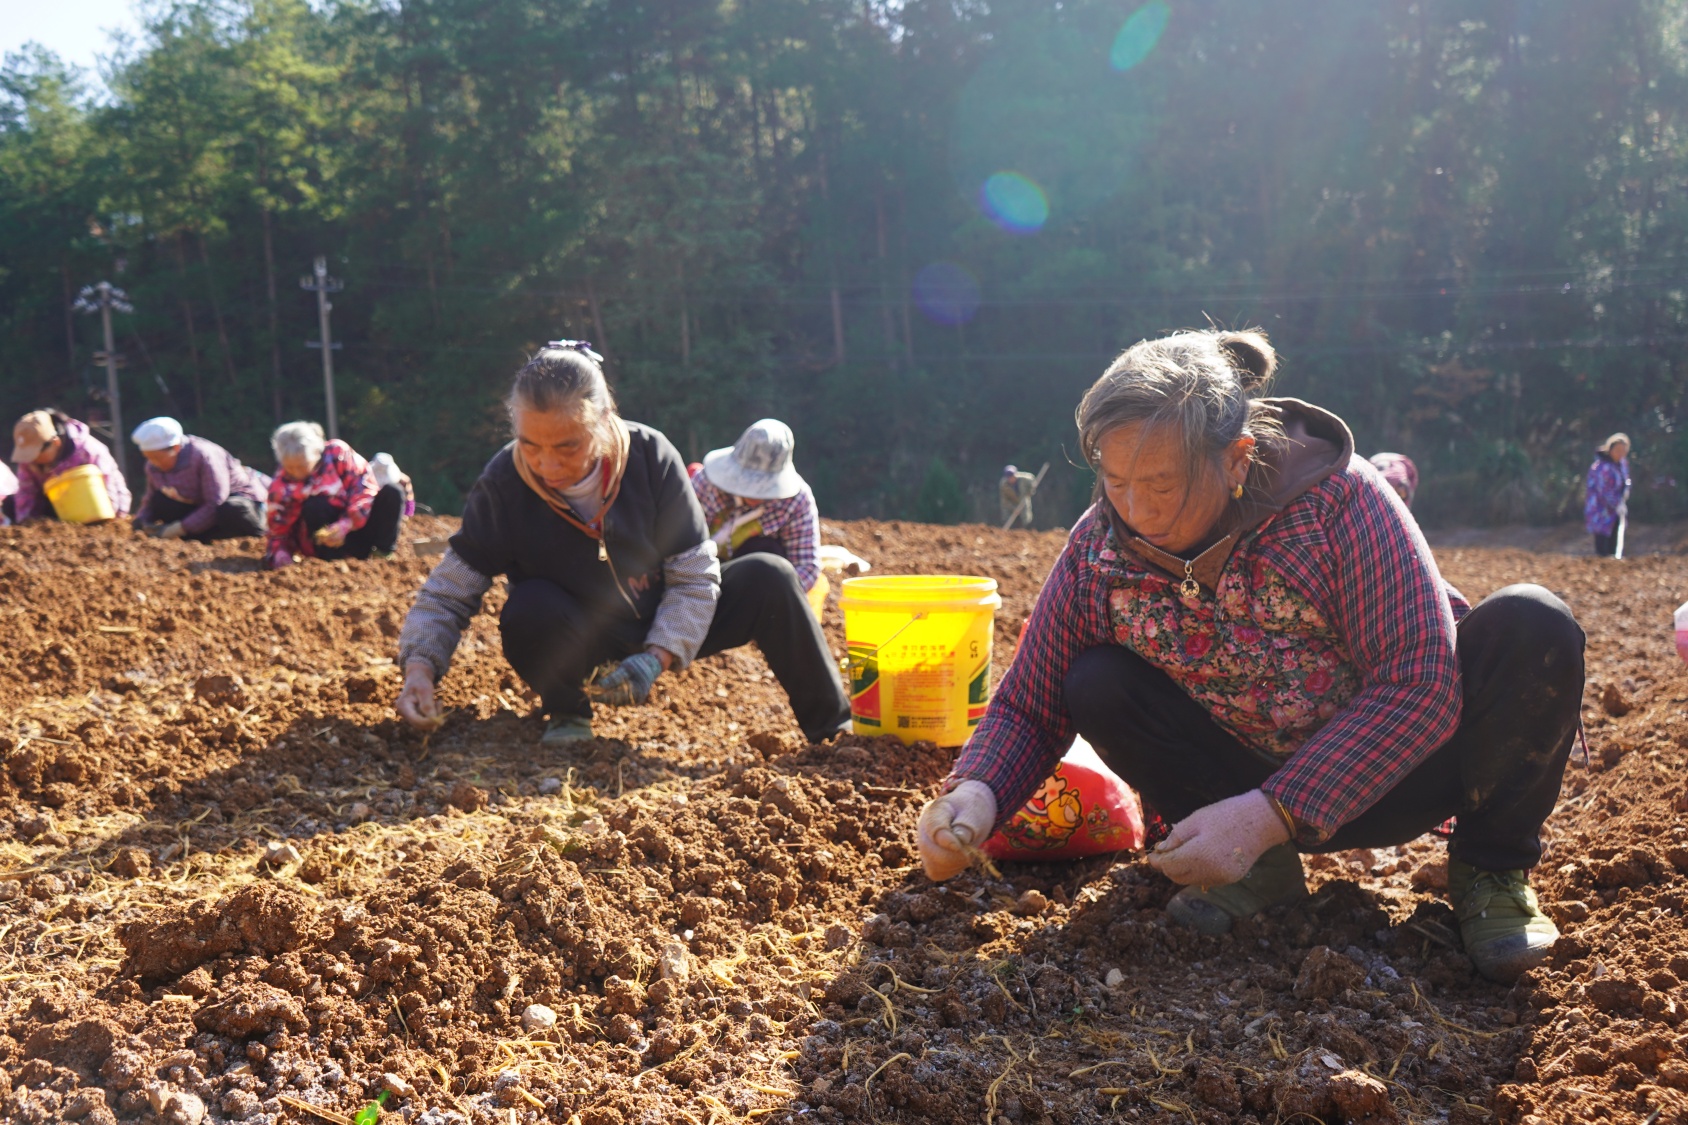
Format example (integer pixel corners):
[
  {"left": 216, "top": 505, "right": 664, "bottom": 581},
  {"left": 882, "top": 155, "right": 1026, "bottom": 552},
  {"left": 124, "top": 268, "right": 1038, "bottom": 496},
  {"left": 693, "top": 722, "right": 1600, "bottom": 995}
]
[
  {"left": 130, "top": 417, "right": 268, "bottom": 541},
  {"left": 7, "top": 409, "right": 131, "bottom": 523},
  {"left": 916, "top": 329, "right": 1584, "bottom": 983}
]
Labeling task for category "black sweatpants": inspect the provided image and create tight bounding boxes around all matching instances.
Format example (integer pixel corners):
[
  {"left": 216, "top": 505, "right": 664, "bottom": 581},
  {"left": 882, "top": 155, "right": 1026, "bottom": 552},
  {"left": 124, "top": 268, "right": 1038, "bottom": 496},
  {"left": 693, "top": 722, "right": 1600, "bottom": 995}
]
[
  {"left": 300, "top": 485, "right": 405, "bottom": 560},
  {"left": 499, "top": 552, "right": 850, "bottom": 743},
  {"left": 1064, "top": 584, "right": 1585, "bottom": 872},
  {"left": 147, "top": 494, "right": 266, "bottom": 541}
]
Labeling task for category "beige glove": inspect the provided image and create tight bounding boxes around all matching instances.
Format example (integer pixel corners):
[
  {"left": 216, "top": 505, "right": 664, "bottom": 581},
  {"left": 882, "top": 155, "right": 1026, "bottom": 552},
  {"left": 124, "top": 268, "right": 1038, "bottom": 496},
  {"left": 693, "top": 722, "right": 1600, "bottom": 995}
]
[
  {"left": 1147, "top": 789, "right": 1292, "bottom": 888},
  {"left": 916, "top": 780, "right": 998, "bottom": 882}
]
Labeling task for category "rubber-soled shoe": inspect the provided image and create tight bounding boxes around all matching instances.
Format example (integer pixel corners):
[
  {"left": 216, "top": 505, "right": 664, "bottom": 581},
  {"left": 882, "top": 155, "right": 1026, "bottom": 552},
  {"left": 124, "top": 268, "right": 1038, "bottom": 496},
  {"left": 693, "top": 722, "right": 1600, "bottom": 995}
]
[
  {"left": 1448, "top": 859, "right": 1559, "bottom": 982},
  {"left": 540, "top": 715, "right": 595, "bottom": 746},
  {"left": 1165, "top": 843, "right": 1310, "bottom": 935}
]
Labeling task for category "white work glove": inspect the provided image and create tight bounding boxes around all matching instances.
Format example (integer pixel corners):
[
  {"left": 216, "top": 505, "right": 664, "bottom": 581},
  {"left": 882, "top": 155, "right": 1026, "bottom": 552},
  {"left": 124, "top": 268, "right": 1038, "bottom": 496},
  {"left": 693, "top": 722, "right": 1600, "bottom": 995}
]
[
  {"left": 1147, "top": 789, "right": 1292, "bottom": 889},
  {"left": 395, "top": 660, "right": 444, "bottom": 730},
  {"left": 916, "top": 780, "right": 998, "bottom": 882},
  {"left": 158, "top": 521, "right": 186, "bottom": 540}
]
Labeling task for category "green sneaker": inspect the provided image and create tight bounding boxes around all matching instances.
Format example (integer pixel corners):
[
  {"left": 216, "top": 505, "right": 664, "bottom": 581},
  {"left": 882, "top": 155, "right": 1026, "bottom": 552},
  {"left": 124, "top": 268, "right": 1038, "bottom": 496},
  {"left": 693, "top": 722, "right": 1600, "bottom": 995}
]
[
  {"left": 540, "top": 715, "right": 594, "bottom": 745},
  {"left": 1165, "top": 843, "right": 1310, "bottom": 935},
  {"left": 1448, "top": 859, "right": 1558, "bottom": 982}
]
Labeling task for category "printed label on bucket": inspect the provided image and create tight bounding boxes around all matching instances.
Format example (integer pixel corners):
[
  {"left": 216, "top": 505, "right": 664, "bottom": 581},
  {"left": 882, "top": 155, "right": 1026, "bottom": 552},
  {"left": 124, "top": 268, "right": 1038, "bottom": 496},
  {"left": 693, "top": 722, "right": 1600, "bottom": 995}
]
[
  {"left": 967, "top": 661, "right": 990, "bottom": 727},
  {"left": 846, "top": 642, "right": 881, "bottom": 728}
]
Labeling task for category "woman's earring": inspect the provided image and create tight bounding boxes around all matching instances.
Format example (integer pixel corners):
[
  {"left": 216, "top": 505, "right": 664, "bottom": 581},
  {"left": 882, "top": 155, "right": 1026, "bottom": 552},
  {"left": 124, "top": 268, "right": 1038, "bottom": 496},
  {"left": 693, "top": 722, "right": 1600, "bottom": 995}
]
[{"left": 1232, "top": 483, "right": 1245, "bottom": 500}]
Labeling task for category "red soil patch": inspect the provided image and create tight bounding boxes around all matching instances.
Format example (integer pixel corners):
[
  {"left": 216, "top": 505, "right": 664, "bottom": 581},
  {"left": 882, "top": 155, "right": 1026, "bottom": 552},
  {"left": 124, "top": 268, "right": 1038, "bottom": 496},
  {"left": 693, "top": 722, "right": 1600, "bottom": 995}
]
[{"left": 0, "top": 521, "right": 1684, "bottom": 1123}]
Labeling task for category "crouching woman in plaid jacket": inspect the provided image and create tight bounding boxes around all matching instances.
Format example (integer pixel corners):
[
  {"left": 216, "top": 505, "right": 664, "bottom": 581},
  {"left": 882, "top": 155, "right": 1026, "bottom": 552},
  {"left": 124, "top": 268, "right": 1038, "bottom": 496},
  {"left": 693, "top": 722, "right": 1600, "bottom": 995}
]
[{"left": 917, "top": 329, "right": 1584, "bottom": 983}]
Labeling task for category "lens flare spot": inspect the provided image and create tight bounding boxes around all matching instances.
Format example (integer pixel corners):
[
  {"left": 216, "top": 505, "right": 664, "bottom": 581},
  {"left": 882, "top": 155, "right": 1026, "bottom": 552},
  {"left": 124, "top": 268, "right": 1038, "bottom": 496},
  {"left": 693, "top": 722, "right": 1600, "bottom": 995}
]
[
  {"left": 913, "top": 262, "right": 982, "bottom": 326},
  {"left": 980, "top": 172, "right": 1050, "bottom": 233},
  {"left": 1110, "top": 0, "right": 1170, "bottom": 72}
]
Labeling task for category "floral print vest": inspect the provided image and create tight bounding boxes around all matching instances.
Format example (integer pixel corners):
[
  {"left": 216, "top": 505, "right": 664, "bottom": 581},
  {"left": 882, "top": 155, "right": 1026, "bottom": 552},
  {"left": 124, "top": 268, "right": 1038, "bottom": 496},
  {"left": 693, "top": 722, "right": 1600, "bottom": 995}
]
[{"left": 1093, "top": 524, "right": 1361, "bottom": 759}]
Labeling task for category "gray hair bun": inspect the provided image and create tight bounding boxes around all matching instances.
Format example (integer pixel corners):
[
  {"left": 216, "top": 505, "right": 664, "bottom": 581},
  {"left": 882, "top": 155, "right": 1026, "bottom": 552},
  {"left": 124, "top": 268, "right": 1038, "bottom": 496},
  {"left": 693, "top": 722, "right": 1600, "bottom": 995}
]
[{"left": 1215, "top": 331, "right": 1277, "bottom": 392}]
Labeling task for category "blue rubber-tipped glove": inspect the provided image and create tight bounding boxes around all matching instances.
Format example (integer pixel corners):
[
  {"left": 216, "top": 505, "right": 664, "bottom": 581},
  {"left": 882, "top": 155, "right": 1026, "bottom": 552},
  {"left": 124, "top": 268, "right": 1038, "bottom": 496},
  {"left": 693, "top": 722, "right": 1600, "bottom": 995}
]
[{"left": 587, "top": 652, "right": 663, "bottom": 706}]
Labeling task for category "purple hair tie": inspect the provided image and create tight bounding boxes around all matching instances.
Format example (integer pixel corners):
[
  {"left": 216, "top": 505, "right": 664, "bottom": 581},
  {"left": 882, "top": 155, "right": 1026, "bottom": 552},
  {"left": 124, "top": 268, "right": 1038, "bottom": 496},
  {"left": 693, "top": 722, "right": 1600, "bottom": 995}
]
[{"left": 545, "top": 339, "right": 604, "bottom": 364}]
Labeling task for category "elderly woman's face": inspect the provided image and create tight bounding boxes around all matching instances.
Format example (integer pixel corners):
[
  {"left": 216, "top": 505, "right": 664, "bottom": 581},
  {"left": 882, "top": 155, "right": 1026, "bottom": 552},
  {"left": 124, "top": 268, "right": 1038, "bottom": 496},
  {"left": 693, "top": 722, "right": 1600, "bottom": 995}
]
[
  {"left": 280, "top": 452, "right": 318, "bottom": 482},
  {"left": 1610, "top": 441, "right": 1629, "bottom": 462},
  {"left": 1097, "top": 423, "right": 1253, "bottom": 556},
  {"left": 144, "top": 445, "right": 182, "bottom": 472},
  {"left": 514, "top": 405, "right": 596, "bottom": 491}
]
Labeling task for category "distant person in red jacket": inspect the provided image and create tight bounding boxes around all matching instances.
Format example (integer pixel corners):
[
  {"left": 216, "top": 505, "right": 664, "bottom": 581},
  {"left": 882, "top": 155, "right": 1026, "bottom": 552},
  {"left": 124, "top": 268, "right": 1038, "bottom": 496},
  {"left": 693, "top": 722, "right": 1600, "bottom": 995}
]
[
  {"left": 1368, "top": 452, "right": 1418, "bottom": 509},
  {"left": 263, "top": 421, "right": 404, "bottom": 567}
]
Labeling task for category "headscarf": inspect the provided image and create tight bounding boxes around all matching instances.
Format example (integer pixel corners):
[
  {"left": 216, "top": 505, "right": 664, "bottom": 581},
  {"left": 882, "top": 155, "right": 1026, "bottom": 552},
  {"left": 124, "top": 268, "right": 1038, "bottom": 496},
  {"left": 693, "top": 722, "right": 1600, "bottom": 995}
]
[{"left": 1368, "top": 452, "right": 1418, "bottom": 508}]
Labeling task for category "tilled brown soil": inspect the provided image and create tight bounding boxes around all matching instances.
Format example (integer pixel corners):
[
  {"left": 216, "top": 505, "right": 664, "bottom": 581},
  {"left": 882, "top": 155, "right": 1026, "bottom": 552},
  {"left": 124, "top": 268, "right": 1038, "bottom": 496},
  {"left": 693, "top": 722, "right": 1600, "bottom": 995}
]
[{"left": 0, "top": 518, "right": 1685, "bottom": 1125}]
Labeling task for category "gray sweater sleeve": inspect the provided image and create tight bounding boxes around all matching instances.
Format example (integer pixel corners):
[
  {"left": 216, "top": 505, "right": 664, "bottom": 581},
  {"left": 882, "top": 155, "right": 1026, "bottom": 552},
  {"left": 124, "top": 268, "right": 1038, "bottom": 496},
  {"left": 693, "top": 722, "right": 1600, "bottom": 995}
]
[
  {"left": 398, "top": 548, "right": 495, "bottom": 679},
  {"left": 644, "top": 539, "right": 721, "bottom": 670}
]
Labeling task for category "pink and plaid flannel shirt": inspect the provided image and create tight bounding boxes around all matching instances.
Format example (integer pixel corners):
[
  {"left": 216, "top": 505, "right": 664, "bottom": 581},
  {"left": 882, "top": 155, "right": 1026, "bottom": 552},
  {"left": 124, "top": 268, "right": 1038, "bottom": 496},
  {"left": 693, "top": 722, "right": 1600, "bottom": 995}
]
[
  {"left": 688, "top": 466, "right": 821, "bottom": 591},
  {"left": 950, "top": 457, "right": 1470, "bottom": 845},
  {"left": 264, "top": 440, "right": 377, "bottom": 564}
]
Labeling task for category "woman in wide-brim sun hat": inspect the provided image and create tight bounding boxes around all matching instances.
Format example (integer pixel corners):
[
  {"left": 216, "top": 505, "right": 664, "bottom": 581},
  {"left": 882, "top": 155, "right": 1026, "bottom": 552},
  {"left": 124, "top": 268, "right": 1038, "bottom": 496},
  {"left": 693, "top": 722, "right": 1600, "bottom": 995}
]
[{"left": 689, "top": 418, "right": 823, "bottom": 593}]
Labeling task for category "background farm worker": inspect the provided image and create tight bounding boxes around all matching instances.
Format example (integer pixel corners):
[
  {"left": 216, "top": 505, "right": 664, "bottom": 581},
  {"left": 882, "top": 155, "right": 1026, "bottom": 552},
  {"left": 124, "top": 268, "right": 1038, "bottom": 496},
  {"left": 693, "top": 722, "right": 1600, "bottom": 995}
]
[
  {"left": 394, "top": 342, "right": 850, "bottom": 745},
  {"left": 370, "top": 452, "right": 417, "bottom": 518},
  {"left": 1368, "top": 451, "right": 1418, "bottom": 508},
  {"left": 264, "top": 421, "right": 405, "bottom": 567},
  {"left": 0, "top": 462, "right": 15, "bottom": 525},
  {"left": 6, "top": 408, "right": 131, "bottom": 524},
  {"left": 1585, "top": 432, "right": 1630, "bottom": 558},
  {"left": 1000, "top": 464, "right": 1036, "bottom": 527},
  {"left": 130, "top": 416, "right": 267, "bottom": 541},
  {"left": 915, "top": 329, "right": 1585, "bottom": 983},
  {"left": 688, "top": 418, "right": 821, "bottom": 592}
]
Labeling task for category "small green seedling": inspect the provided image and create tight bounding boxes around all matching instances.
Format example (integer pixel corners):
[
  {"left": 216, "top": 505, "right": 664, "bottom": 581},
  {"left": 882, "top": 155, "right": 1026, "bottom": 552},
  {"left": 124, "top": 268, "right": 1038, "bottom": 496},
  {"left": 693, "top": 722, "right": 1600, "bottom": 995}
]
[{"left": 353, "top": 1090, "right": 390, "bottom": 1125}]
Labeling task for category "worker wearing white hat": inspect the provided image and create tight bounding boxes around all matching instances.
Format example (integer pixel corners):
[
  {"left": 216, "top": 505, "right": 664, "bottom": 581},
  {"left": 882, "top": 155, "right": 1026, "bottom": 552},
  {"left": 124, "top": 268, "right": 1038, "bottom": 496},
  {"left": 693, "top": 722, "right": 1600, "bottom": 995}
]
[
  {"left": 690, "top": 419, "right": 822, "bottom": 593},
  {"left": 131, "top": 417, "right": 268, "bottom": 541}
]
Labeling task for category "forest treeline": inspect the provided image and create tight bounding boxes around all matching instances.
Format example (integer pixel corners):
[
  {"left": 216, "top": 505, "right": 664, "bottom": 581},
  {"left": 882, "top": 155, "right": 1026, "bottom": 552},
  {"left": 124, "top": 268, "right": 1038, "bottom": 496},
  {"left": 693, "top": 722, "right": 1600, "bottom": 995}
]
[{"left": 4, "top": 0, "right": 1688, "bottom": 526}]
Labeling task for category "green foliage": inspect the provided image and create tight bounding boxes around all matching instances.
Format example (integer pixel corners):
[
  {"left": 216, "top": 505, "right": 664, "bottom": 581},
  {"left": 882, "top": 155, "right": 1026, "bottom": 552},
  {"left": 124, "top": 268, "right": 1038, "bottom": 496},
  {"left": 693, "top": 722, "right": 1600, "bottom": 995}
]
[
  {"left": 6, "top": 0, "right": 1688, "bottom": 525},
  {"left": 915, "top": 457, "right": 968, "bottom": 525}
]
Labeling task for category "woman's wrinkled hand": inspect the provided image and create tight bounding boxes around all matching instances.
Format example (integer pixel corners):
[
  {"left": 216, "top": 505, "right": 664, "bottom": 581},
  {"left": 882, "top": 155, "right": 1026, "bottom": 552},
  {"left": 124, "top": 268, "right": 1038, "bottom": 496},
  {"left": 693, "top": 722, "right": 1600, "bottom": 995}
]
[
  {"left": 396, "top": 660, "right": 444, "bottom": 730},
  {"left": 915, "top": 780, "right": 998, "bottom": 882},
  {"left": 314, "top": 518, "right": 351, "bottom": 548},
  {"left": 1147, "top": 789, "right": 1291, "bottom": 889}
]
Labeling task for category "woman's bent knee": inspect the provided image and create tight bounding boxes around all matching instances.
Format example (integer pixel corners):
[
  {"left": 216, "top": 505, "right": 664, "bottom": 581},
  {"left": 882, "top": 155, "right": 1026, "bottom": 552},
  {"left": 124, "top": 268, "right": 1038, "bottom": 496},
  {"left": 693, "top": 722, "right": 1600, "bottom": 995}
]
[{"left": 1470, "top": 583, "right": 1585, "bottom": 656}]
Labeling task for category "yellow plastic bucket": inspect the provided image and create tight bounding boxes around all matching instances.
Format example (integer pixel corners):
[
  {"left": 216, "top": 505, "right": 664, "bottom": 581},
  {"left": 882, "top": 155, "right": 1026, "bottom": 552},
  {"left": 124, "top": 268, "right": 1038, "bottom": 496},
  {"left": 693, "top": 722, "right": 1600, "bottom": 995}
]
[
  {"left": 840, "top": 575, "right": 1001, "bottom": 746},
  {"left": 43, "top": 463, "right": 115, "bottom": 524}
]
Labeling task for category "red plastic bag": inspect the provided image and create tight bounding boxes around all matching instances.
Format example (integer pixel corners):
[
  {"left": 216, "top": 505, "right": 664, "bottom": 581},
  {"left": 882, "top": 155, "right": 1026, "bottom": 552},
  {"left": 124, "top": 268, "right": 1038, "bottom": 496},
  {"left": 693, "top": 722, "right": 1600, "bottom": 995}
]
[{"left": 982, "top": 737, "right": 1146, "bottom": 862}]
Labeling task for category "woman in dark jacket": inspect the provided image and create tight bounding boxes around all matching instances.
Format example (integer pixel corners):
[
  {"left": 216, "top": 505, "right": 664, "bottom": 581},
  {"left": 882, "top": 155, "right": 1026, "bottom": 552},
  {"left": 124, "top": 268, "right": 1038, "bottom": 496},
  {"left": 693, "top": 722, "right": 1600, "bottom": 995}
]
[
  {"left": 917, "top": 329, "right": 1584, "bottom": 983},
  {"left": 396, "top": 342, "right": 849, "bottom": 745}
]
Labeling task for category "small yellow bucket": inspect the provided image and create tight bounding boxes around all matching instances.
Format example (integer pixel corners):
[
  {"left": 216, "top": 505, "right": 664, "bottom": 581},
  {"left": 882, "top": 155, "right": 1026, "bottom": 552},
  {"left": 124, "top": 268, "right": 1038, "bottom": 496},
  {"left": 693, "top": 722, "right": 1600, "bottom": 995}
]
[
  {"left": 43, "top": 463, "right": 115, "bottom": 524},
  {"left": 840, "top": 575, "right": 1001, "bottom": 746}
]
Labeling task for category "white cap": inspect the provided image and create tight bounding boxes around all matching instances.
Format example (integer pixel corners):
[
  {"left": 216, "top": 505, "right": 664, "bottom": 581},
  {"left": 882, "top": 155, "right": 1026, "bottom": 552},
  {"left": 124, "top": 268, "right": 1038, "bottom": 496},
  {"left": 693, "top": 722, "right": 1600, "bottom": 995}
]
[
  {"left": 370, "top": 452, "right": 401, "bottom": 488},
  {"left": 702, "top": 419, "right": 803, "bottom": 501},
  {"left": 131, "top": 417, "right": 184, "bottom": 452}
]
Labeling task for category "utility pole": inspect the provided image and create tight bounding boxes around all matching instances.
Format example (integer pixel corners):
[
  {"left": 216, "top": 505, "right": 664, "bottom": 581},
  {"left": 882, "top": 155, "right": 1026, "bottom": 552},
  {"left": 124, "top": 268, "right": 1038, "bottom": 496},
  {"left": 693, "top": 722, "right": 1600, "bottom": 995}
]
[
  {"left": 299, "top": 256, "right": 344, "bottom": 439},
  {"left": 73, "top": 281, "right": 134, "bottom": 480}
]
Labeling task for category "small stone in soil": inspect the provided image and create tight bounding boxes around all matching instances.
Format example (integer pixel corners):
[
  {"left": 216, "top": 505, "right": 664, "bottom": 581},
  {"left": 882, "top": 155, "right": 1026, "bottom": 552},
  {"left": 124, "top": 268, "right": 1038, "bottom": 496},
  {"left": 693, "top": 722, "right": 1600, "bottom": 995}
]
[
  {"left": 1015, "top": 889, "right": 1048, "bottom": 916},
  {"left": 261, "top": 841, "right": 302, "bottom": 868},
  {"left": 521, "top": 1004, "right": 558, "bottom": 1031},
  {"left": 382, "top": 1073, "right": 416, "bottom": 1099},
  {"left": 1105, "top": 968, "right": 1124, "bottom": 988},
  {"left": 823, "top": 922, "right": 853, "bottom": 951},
  {"left": 659, "top": 941, "right": 690, "bottom": 982},
  {"left": 538, "top": 777, "right": 562, "bottom": 795}
]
